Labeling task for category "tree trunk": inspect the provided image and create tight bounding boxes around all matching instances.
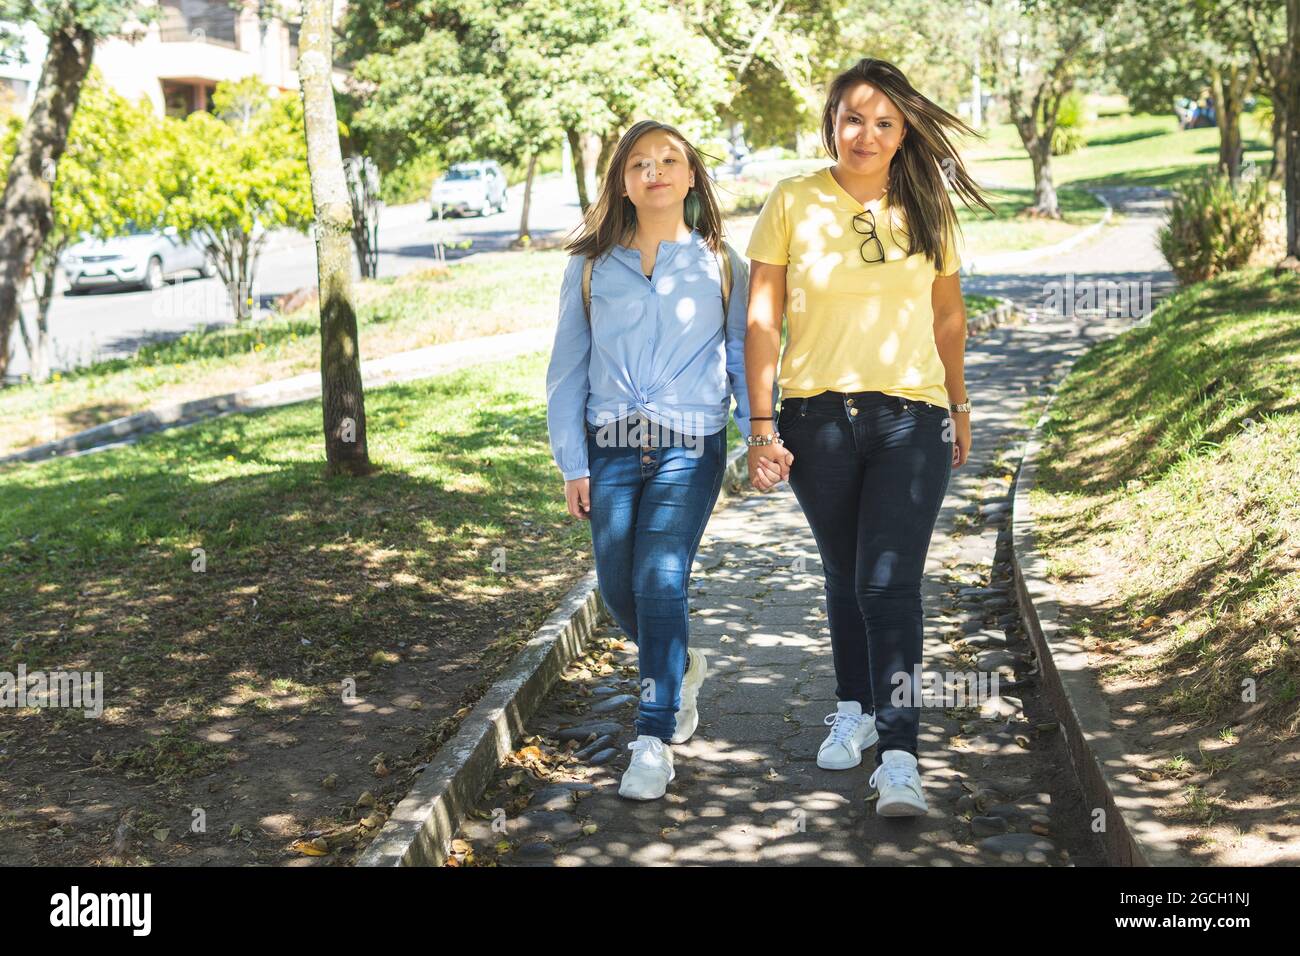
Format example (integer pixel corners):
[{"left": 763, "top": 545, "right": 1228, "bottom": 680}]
[
  {"left": 1212, "top": 66, "right": 1248, "bottom": 183},
  {"left": 518, "top": 152, "right": 538, "bottom": 242},
  {"left": 567, "top": 128, "right": 590, "bottom": 214},
  {"left": 205, "top": 227, "right": 258, "bottom": 323},
  {"left": 300, "top": 0, "right": 371, "bottom": 476},
  {"left": 595, "top": 132, "right": 619, "bottom": 189},
  {"left": 345, "top": 155, "right": 380, "bottom": 278},
  {"left": 0, "top": 25, "right": 95, "bottom": 382},
  {"left": 1286, "top": 0, "right": 1300, "bottom": 266},
  {"left": 1269, "top": 100, "right": 1286, "bottom": 183},
  {"left": 1009, "top": 77, "right": 1064, "bottom": 219},
  {"left": 28, "top": 248, "right": 58, "bottom": 382},
  {"left": 1028, "top": 136, "right": 1060, "bottom": 217},
  {"left": 1012, "top": 105, "right": 1060, "bottom": 218}
]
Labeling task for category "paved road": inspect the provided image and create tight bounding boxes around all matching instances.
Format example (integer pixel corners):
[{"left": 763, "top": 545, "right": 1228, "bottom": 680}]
[
  {"left": 449, "top": 186, "right": 1177, "bottom": 866},
  {"left": 3, "top": 172, "right": 587, "bottom": 380}
]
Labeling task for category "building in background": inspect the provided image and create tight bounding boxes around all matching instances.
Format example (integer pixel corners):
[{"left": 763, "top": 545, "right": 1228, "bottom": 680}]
[{"left": 0, "top": 0, "right": 349, "bottom": 119}]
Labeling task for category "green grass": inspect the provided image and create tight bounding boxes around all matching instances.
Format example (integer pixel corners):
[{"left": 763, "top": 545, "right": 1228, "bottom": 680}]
[
  {"left": 965, "top": 112, "right": 1275, "bottom": 190},
  {"left": 1030, "top": 267, "right": 1300, "bottom": 735},
  {"left": 955, "top": 186, "right": 1108, "bottom": 256},
  {"left": 0, "top": 349, "right": 616, "bottom": 863},
  {"left": 963, "top": 293, "right": 1000, "bottom": 316},
  {"left": 0, "top": 346, "right": 755, "bottom": 863},
  {"left": 1026, "top": 266, "right": 1300, "bottom": 860},
  {"left": 0, "top": 351, "right": 594, "bottom": 715}
]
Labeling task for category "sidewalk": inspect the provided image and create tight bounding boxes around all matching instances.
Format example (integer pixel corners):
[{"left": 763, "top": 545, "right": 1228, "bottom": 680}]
[
  {"left": 454, "top": 310, "right": 1132, "bottom": 865},
  {"left": 447, "top": 186, "right": 1177, "bottom": 867}
]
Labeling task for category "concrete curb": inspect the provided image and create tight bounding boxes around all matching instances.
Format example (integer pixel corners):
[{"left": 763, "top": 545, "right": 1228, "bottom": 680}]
[
  {"left": 962, "top": 189, "right": 1113, "bottom": 274},
  {"left": 357, "top": 566, "right": 607, "bottom": 867},
  {"left": 2, "top": 328, "right": 553, "bottom": 466},
  {"left": 968, "top": 297, "right": 1018, "bottom": 335},
  {"left": 357, "top": 442, "right": 749, "bottom": 868},
  {"left": 1010, "top": 362, "right": 1187, "bottom": 867}
]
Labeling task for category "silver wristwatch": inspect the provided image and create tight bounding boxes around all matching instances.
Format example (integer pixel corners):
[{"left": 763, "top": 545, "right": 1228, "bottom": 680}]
[{"left": 950, "top": 401, "right": 971, "bottom": 413}]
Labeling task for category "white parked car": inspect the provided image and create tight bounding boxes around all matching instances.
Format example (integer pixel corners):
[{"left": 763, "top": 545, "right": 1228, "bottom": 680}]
[
  {"left": 429, "top": 161, "right": 508, "bottom": 218},
  {"left": 61, "top": 225, "right": 215, "bottom": 293}
]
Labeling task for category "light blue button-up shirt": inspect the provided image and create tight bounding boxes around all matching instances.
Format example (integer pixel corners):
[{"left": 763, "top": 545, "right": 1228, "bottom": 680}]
[{"left": 545, "top": 230, "right": 755, "bottom": 481}]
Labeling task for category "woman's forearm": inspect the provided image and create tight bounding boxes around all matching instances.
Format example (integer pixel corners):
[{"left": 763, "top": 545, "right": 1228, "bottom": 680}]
[
  {"left": 933, "top": 309, "right": 968, "bottom": 403},
  {"left": 746, "top": 261, "right": 786, "bottom": 431}
]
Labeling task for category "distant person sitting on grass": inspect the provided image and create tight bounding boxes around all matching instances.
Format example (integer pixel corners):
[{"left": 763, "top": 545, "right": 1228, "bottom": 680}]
[{"left": 545, "top": 119, "right": 790, "bottom": 802}]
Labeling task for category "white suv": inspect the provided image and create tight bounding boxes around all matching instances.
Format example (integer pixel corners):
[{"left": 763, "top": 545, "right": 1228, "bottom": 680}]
[{"left": 429, "top": 161, "right": 508, "bottom": 218}]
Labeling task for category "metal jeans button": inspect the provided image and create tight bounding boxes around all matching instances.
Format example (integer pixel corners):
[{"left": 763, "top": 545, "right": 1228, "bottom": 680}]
[
  {"left": 642, "top": 455, "right": 652, "bottom": 463},
  {"left": 849, "top": 408, "right": 859, "bottom": 416}
]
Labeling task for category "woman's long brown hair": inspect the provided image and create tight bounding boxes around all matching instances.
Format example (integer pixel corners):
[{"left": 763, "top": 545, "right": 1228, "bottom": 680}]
[
  {"left": 565, "top": 120, "right": 725, "bottom": 261},
  {"left": 821, "top": 58, "right": 994, "bottom": 274}
]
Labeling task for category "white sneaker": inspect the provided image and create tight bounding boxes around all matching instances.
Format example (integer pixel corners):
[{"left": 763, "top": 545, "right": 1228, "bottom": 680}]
[
  {"left": 869, "top": 749, "right": 928, "bottom": 816},
  {"left": 618, "top": 735, "right": 675, "bottom": 800},
  {"left": 670, "top": 648, "right": 708, "bottom": 744},
  {"left": 816, "top": 701, "right": 879, "bottom": 770}
]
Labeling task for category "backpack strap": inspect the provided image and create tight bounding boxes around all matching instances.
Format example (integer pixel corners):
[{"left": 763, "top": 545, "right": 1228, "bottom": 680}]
[
  {"left": 717, "top": 244, "right": 733, "bottom": 316},
  {"left": 581, "top": 256, "right": 594, "bottom": 322}
]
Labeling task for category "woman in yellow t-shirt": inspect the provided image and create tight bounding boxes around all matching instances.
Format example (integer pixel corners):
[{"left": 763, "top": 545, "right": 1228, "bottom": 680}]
[{"left": 744, "top": 57, "right": 993, "bottom": 817}]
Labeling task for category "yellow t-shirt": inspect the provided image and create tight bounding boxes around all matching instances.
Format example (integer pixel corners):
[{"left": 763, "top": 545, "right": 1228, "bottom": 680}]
[{"left": 745, "top": 166, "right": 960, "bottom": 408}]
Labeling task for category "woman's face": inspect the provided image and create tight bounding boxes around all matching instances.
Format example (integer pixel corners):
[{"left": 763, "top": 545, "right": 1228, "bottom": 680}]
[
  {"left": 833, "top": 82, "right": 906, "bottom": 179},
  {"left": 622, "top": 129, "right": 695, "bottom": 214}
]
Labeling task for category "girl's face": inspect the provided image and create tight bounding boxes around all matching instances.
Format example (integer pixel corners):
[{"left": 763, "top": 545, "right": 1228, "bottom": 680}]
[
  {"left": 622, "top": 129, "right": 695, "bottom": 215},
  {"left": 833, "top": 82, "right": 906, "bottom": 180}
]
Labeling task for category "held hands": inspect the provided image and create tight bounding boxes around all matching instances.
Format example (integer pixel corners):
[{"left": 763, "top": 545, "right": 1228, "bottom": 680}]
[
  {"left": 748, "top": 443, "right": 793, "bottom": 493},
  {"left": 565, "top": 439, "right": 797, "bottom": 517}
]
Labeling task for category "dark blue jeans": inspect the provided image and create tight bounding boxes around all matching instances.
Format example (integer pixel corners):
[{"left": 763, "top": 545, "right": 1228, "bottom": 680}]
[
  {"left": 585, "top": 415, "right": 727, "bottom": 742},
  {"left": 776, "top": 390, "right": 952, "bottom": 767}
]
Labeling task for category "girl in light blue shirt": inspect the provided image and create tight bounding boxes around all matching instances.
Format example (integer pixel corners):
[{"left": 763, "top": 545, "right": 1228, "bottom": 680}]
[{"left": 545, "top": 120, "right": 783, "bottom": 801}]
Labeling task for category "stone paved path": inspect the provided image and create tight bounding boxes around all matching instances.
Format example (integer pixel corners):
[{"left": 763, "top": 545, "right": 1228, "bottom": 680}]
[{"left": 448, "top": 186, "right": 1178, "bottom": 867}]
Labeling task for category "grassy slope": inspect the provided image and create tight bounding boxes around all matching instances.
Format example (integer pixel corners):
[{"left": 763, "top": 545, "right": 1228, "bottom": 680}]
[{"left": 1030, "top": 267, "right": 1300, "bottom": 855}]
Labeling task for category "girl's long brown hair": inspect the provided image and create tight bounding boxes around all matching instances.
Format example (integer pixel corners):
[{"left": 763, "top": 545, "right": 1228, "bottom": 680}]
[
  {"left": 821, "top": 58, "right": 994, "bottom": 274},
  {"left": 565, "top": 120, "right": 725, "bottom": 261}
]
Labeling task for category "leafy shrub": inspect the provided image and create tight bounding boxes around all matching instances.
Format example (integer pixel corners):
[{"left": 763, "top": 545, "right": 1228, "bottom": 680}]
[
  {"left": 1158, "top": 171, "right": 1272, "bottom": 283},
  {"left": 1051, "top": 90, "right": 1088, "bottom": 155},
  {"left": 1051, "top": 126, "right": 1087, "bottom": 155}
]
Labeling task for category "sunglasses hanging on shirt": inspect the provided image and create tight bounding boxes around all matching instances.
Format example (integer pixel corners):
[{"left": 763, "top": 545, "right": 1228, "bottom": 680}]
[{"left": 851, "top": 209, "right": 886, "bottom": 264}]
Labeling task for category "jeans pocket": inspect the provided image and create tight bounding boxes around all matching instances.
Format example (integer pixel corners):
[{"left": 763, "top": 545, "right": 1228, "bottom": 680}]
[{"left": 902, "top": 400, "right": 949, "bottom": 423}]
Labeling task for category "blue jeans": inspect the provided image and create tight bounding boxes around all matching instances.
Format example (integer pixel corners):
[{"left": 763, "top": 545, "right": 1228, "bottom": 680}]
[
  {"left": 585, "top": 415, "right": 727, "bottom": 742},
  {"left": 776, "top": 391, "right": 952, "bottom": 768}
]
